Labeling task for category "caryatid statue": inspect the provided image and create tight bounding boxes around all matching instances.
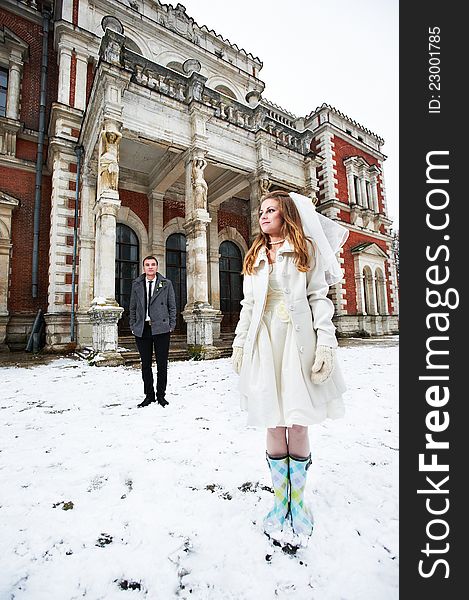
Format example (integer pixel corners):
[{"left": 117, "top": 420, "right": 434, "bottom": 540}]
[
  {"left": 259, "top": 177, "right": 271, "bottom": 198},
  {"left": 192, "top": 157, "right": 208, "bottom": 210},
  {"left": 98, "top": 124, "right": 122, "bottom": 193}
]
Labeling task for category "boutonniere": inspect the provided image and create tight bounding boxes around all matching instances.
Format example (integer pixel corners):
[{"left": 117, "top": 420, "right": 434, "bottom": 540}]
[{"left": 156, "top": 280, "right": 166, "bottom": 290}]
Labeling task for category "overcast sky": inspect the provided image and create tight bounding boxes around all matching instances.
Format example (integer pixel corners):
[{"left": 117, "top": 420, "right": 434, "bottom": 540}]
[{"left": 174, "top": 0, "right": 399, "bottom": 227}]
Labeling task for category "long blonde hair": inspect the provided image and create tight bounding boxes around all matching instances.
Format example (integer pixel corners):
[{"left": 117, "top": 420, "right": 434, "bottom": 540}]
[{"left": 242, "top": 190, "right": 314, "bottom": 275}]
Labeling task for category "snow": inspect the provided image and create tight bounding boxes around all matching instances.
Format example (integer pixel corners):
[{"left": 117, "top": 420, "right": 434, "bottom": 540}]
[{"left": 0, "top": 340, "right": 398, "bottom": 599}]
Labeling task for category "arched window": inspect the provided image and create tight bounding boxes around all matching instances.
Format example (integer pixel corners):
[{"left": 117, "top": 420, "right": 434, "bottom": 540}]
[
  {"left": 115, "top": 224, "right": 140, "bottom": 333},
  {"left": 375, "top": 267, "right": 387, "bottom": 315},
  {"left": 215, "top": 85, "right": 237, "bottom": 100},
  {"left": 166, "top": 233, "right": 187, "bottom": 333},
  {"left": 219, "top": 241, "right": 243, "bottom": 332}
]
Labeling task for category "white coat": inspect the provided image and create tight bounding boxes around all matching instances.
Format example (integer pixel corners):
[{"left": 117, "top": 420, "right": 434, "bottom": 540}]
[{"left": 233, "top": 240, "right": 346, "bottom": 427}]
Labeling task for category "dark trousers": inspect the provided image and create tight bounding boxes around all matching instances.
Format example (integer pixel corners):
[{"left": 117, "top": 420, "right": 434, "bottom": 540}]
[{"left": 135, "top": 323, "right": 171, "bottom": 400}]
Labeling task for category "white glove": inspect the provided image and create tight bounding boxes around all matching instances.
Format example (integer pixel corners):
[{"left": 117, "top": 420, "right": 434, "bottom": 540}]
[
  {"left": 231, "top": 346, "right": 244, "bottom": 375},
  {"left": 311, "top": 345, "right": 335, "bottom": 385}
]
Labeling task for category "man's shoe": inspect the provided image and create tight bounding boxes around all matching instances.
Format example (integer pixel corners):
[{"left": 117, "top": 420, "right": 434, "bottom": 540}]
[
  {"left": 157, "top": 397, "right": 169, "bottom": 407},
  {"left": 137, "top": 396, "right": 155, "bottom": 408}
]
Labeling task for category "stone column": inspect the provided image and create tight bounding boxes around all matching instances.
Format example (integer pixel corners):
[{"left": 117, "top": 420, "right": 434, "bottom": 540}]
[
  {"left": 88, "top": 121, "right": 124, "bottom": 360},
  {"left": 92, "top": 196, "right": 120, "bottom": 301},
  {"left": 370, "top": 175, "right": 379, "bottom": 212},
  {"left": 76, "top": 171, "right": 96, "bottom": 347},
  {"left": 88, "top": 193, "right": 123, "bottom": 359},
  {"left": 6, "top": 61, "right": 21, "bottom": 120},
  {"left": 148, "top": 191, "right": 165, "bottom": 274},
  {"left": 249, "top": 131, "right": 272, "bottom": 241},
  {"left": 182, "top": 155, "right": 221, "bottom": 355},
  {"left": 360, "top": 176, "right": 368, "bottom": 209},
  {"left": 346, "top": 171, "right": 356, "bottom": 205},
  {"left": 355, "top": 272, "right": 366, "bottom": 315},
  {"left": 248, "top": 173, "right": 270, "bottom": 242}
]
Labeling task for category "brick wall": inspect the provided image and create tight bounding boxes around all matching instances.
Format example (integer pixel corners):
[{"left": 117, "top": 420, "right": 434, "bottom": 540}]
[
  {"left": 218, "top": 197, "right": 249, "bottom": 246},
  {"left": 163, "top": 199, "right": 184, "bottom": 225},
  {"left": 15, "top": 138, "right": 40, "bottom": 162},
  {"left": 86, "top": 60, "right": 95, "bottom": 104},
  {"left": 119, "top": 188, "right": 149, "bottom": 229},
  {"left": 332, "top": 134, "right": 384, "bottom": 212},
  {"left": 0, "top": 8, "right": 58, "bottom": 132},
  {"left": 0, "top": 165, "right": 51, "bottom": 313}
]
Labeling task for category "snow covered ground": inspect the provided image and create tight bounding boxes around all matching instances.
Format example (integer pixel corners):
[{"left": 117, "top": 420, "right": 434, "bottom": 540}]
[{"left": 0, "top": 340, "right": 398, "bottom": 600}]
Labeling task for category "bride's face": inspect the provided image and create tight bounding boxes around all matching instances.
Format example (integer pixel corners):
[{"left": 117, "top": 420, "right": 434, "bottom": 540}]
[{"left": 259, "top": 198, "right": 283, "bottom": 237}]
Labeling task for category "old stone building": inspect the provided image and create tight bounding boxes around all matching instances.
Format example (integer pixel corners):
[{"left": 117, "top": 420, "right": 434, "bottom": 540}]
[{"left": 0, "top": 0, "right": 398, "bottom": 359}]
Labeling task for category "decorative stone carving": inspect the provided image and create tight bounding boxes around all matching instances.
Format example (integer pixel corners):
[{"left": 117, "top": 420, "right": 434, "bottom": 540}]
[
  {"left": 259, "top": 177, "right": 271, "bottom": 197},
  {"left": 98, "top": 123, "right": 122, "bottom": 196},
  {"left": 246, "top": 90, "right": 261, "bottom": 107},
  {"left": 192, "top": 158, "right": 208, "bottom": 210},
  {"left": 183, "top": 58, "right": 201, "bottom": 75},
  {"left": 350, "top": 204, "right": 360, "bottom": 225},
  {"left": 99, "top": 29, "right": 125, "bottom": 66}
]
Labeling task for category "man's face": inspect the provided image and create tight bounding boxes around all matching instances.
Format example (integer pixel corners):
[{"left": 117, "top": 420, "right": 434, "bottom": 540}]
[{"left": 143, "top": 259, "right": 158, "bottom": 280}]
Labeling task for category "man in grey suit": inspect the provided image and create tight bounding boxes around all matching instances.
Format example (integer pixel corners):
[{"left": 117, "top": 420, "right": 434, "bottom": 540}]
[{"left": 129, "top": 255, "right": 177, "bottom": 408}]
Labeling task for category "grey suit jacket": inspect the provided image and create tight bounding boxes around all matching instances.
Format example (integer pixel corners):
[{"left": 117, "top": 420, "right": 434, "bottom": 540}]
[{"left": 129, "top": 273, "right": 177, "bottom": 337}]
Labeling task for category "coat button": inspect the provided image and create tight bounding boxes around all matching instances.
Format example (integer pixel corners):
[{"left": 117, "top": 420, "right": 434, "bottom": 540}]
[
  {"left": 299, "top": 346, "right": 304, "bottom": 353},
  {"left": 277, "top": 255, "right": 283, "bottom": 262},
  {"left": 288, "top": 305, "right": 294, "bottom": 311},
  {"left": 295, "top": 325, "right": 300, "bottom": 331},
  {"left": 284, "top": 288, "right": 290, "bottom": 294}
]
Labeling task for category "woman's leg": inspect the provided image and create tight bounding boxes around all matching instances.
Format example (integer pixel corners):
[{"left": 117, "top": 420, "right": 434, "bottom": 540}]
[
  {"left": 286, "top": 425, "right": 310, "bottom": 458},
  {"left": 266, "top": 426, "right": 288, "bottom": 456}
]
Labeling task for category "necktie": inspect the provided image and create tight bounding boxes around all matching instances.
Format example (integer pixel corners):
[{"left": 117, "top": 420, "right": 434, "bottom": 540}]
[{"left": 147, "top": 280, "right": 153, "bottom": 319}]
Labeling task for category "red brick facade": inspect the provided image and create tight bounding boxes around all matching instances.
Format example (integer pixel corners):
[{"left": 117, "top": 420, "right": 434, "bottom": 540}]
[
  {"left": 163, "top": 199, "right": 184, "bottom": 225},
  {"left": 119, "top": 188, "right": 149, "bottom": 230},
  {"left": 218, "top": 208, "right": 249, "bottom": 247},
  {"left": 0, "top": 8, "right": 58, "bottom": 131},
  {"left": 0, "top": 165, "right": 51, "bottom": 312},
  {"left": 332, "top": 134, "right": 385, "bottom": 213}
]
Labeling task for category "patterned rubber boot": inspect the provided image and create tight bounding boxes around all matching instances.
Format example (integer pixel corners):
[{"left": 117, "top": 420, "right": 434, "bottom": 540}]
[
  {"left": 263, "top": 453, "right": 290, "bottom": 537},
  {"left": 289, "top": 454, "right": 314, "bottom": 538}
]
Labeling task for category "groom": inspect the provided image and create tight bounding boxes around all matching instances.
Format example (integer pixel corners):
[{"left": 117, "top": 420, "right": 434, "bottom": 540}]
[{"left": 129, "top": 256, "right": 177, "bottom": 408}]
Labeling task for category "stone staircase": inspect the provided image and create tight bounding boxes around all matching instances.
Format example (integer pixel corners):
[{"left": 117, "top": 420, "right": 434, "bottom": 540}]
[{"left": 118, "top": 332, "right": 235, "bottom": 364}]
